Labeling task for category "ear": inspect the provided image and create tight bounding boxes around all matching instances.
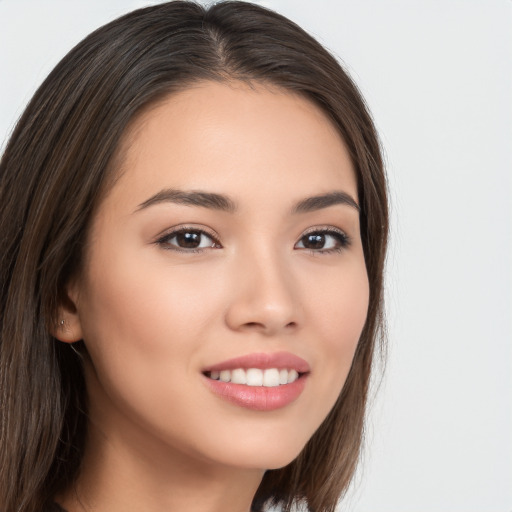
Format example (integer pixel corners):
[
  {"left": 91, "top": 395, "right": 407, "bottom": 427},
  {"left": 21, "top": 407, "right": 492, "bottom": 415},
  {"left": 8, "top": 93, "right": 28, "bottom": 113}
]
[{"left": 51, "top": 281, "right": 84, "bottom": 343}]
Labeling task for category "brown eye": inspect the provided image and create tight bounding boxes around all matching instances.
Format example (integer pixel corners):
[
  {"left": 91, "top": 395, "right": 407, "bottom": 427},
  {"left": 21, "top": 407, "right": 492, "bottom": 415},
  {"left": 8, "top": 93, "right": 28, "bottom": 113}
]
[
  {"left": 295, "top": 229, "right": 350, "bottom": 252},
  {"left": 301, "top": 233, "right": 327, "bottom": 250},
  {"left": 158, "top": 229, "right": 220, "bottom": 251},
  {"left": 175, "top": 231, "right": 203, "bottom": 248}
]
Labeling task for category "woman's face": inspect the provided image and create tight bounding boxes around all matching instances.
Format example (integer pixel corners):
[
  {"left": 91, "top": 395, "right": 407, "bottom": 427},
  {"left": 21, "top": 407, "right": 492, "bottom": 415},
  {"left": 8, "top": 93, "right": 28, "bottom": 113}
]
[{"left": 69, "top": 81, "right": 369, "bottom": 471}]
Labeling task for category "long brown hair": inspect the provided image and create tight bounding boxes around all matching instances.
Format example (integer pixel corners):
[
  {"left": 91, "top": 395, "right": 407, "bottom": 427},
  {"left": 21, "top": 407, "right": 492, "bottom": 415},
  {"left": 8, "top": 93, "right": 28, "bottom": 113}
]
[{"left": 0, "top": 2, "right": 388, "bottom": 511}]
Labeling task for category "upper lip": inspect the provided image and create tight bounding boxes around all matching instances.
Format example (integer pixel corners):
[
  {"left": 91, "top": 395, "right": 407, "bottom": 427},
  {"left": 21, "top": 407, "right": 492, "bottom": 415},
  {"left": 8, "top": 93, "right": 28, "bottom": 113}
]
[{"left": 203, "top": 351, "right": 310, "bottom": 373}]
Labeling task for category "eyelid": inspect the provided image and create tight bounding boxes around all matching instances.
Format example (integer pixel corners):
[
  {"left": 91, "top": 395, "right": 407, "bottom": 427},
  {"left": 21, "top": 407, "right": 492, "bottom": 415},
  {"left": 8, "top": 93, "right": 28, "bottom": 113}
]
[
  {"left": 295, "top": 225, "right": 351, "bottom": 253},
  {"left": 299, "top": 225, "right": 348, "bottom": 238},
  {"left": 154, "top": 224, "right": 222, "bottom": 251},
  {"left": 152, "top": 224, "right": 350, "bottom": 253}
]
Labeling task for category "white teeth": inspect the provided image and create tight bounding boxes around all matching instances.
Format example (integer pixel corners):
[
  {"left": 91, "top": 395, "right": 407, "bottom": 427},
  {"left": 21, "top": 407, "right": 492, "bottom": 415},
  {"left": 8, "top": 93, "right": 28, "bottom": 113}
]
[
  {"left": 246, "top": 368, "right": 263, "bottom": 386},
  {"left": 287, "top": 369, "right": 298, "bottom": 384},
  {"left": 231, "top": 368, "right": 247, "bottom": 385},
  {"left": 208, "top": 368, "right": 300, "bottom": 386},
  {"left": 263, "top": 368, "right": 280, "bottom": 387},
  {"left": 219, "top": 370, "right": 231, "bottom": 382}
]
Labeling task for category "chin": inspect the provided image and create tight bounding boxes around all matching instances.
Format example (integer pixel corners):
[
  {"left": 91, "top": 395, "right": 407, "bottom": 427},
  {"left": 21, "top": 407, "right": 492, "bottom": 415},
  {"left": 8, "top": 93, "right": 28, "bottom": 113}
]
[{"left": 195, "top": 425, "right": 313, "bottom": 472}]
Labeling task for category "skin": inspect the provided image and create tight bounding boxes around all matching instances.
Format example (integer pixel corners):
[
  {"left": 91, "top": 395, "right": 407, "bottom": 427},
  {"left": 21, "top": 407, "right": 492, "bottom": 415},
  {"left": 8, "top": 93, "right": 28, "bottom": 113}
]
[{"left": 56, "top": 81, "right": 369, "bottom": 512}]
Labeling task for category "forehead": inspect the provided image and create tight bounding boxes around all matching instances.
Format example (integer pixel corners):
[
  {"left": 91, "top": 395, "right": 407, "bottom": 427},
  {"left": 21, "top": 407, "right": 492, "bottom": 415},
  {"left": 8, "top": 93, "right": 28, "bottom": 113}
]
[{"left": 108, "top": 80, "right": 357, "bottom": 209}]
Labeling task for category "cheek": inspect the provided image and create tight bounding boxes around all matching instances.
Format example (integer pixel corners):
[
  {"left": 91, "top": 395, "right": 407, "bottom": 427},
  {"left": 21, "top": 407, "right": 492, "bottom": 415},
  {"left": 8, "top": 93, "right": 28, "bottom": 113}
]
[
  {"left": 75, "top": 248, "right": 228, "bottom": 443},
  {"left": 323, "top": 269, "right": 369, "bottom": 353},
  {"left": 78, "top": 254, "right": 221, "bottom": 369},
  {"left": 304, "top": 257, "right": 369, "bottom": 393}
]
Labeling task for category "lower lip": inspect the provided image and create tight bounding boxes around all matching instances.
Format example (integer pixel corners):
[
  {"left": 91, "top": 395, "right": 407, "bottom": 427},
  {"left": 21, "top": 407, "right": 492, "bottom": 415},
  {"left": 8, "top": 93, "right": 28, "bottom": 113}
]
[{"left": 203, "top": 374, "right": 307, "bottom": 411}]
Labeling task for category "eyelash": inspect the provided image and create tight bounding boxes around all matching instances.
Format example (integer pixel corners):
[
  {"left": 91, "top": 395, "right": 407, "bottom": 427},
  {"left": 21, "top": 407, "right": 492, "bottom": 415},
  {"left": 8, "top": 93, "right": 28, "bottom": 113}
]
[
  {"left": 155, "top": 226, "right": 351, "bottom": 254},
  {"left": 155, "top": 226, "right": 221, "bottom": 253},
  {"left": 296, "top": 227, "right": 351, "bottom": 254}
]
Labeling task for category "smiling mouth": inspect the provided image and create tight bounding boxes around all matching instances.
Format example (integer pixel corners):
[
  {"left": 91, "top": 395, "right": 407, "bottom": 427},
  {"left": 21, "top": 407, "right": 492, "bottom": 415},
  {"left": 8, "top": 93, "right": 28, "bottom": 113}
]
[
  {"left": 202, "top": 353, "right": 309, "bottom": 410},
  {"left": 203, "top": 368, "right": 303, "bottom": 387}
]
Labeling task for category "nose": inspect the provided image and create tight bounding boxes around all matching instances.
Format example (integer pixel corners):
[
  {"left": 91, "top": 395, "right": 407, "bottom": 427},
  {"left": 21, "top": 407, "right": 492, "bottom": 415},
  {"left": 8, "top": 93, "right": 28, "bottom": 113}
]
[{"left": 224, "top": 249, "right": 301, "bottom": 336}]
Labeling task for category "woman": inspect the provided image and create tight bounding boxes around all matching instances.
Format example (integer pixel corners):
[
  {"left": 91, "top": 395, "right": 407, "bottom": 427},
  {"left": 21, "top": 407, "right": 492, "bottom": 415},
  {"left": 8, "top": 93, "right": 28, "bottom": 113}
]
[{"left": 0, "top": 2, "right": 388, "bottom": 511}]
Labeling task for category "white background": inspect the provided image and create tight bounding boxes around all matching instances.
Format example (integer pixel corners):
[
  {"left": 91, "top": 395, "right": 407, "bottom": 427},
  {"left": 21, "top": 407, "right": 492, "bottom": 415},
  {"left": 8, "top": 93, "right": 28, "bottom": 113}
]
[{"left": 1, "top": 1, "right": 511, "bottom": 511}]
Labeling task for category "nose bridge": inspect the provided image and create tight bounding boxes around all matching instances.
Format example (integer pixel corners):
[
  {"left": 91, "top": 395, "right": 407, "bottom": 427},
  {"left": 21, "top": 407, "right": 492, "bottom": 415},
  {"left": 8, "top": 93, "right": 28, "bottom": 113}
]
[{"left": 225, "top": 240, "right": 300, "bottom": 334}]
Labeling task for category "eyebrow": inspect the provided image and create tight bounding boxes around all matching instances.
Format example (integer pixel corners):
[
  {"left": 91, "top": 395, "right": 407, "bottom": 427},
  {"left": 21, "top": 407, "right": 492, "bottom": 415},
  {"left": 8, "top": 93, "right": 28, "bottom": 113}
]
[
  {"left": 136, "top": 189, "right": 236, "bottom": 213},
  {"left": 292, "top": 191, "right": 360, "bottom": 213},
  {"left": 135, "top": 188, "right": 359, "bottom": 214}
]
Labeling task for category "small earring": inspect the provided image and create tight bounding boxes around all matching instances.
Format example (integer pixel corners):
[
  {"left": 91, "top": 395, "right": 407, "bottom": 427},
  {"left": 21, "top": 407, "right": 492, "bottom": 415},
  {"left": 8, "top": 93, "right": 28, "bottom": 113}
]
[{"left": 59, "top": 319, "right": 65, "bottom": 327}]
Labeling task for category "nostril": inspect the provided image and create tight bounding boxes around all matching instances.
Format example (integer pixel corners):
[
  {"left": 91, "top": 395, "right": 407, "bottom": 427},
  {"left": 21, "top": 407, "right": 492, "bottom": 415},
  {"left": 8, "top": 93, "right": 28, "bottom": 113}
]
[{"left": 239, "top": 320, "right": 298, "bottom": 334}]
